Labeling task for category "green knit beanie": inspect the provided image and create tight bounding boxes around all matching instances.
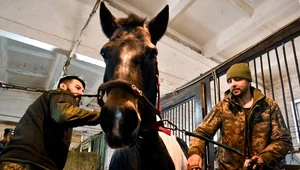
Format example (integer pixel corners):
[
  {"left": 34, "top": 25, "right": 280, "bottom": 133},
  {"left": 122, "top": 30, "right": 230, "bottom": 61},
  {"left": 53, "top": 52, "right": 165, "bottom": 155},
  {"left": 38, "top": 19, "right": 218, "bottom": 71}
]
[{"left": 226, "top": 63, "right": 252, "bottom": 82}]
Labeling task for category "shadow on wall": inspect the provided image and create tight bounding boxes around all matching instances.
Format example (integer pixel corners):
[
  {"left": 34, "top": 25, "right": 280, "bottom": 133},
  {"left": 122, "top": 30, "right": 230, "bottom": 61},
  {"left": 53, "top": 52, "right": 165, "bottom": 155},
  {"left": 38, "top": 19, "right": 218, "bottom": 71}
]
[{"left": 64, "top": 151, "right": 100, "bottom": 170}]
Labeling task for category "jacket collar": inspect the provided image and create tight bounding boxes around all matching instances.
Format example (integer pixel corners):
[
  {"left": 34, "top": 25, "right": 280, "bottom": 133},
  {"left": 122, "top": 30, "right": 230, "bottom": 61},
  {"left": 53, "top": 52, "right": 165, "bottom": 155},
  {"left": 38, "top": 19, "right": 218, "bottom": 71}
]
[{"left": 56, "top": 88, "right": 70, "bottom": 94}]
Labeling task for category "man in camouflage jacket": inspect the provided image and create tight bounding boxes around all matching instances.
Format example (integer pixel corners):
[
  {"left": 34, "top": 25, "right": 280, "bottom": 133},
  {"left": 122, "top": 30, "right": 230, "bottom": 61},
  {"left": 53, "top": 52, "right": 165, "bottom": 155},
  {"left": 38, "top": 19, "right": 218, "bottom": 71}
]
[{"left": 186, "top": 63, "right": 292, "bottom": 170}]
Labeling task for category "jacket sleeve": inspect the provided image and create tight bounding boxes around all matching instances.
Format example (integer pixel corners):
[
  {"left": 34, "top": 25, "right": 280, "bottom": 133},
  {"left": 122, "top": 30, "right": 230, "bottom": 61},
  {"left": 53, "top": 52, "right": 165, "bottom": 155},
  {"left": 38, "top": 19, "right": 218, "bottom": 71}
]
[
  {"left": 258, "top": 101, "right": 292, "bottom": 164},
  {"left": 49, "top": 91, "right": 101, "bottom": 127},
  {"left": 188, "top": 105, "right": 222, "bottom": 157}
]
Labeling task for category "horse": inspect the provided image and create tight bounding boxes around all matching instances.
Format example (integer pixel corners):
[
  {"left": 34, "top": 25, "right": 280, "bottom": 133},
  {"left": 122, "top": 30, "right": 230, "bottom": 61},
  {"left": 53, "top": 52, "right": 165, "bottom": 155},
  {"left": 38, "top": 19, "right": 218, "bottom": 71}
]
[{"left": 97, "top": 2, "right": 187, "bottom": 170}]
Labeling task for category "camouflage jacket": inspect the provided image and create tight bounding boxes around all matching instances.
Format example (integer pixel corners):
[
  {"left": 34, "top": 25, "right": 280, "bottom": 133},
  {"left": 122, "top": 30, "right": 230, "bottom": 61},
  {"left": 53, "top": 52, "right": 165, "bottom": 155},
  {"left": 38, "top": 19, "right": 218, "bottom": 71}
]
[{"left": 188, "top": 87, "right": 292, "bottom": 170}]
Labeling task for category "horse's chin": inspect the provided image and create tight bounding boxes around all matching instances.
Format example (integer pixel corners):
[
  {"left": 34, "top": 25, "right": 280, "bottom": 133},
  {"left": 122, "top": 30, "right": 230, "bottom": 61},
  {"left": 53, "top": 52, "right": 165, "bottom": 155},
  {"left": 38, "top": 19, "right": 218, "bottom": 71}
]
[{"left": 105, "top": 132, "right": 138, "bottom": 149}]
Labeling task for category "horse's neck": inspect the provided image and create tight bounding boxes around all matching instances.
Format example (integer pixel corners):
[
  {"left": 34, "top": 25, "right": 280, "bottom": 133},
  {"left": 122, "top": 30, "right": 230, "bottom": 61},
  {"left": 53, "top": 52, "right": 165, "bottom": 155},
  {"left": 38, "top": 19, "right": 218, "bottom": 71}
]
[
  {"left": 110, "top": 131, "right": 175, "bottom": 170},
  {"left": 136, "top": 131, "right": 175, "bottom": 169},
  {"left": 138, "top": 130, "right": 159, "bottom": 140},
  {"left": 139, "top": 105, "right": 158, "bottom": 126}
]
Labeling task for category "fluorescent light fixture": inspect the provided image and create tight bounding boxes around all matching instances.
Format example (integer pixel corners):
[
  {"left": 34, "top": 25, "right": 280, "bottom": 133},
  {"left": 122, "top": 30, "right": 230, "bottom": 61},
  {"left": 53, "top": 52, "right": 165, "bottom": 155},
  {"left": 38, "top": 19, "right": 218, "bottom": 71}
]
[
  {"left": 0, "top": 29, "right": 106, "bottom": 68},
  {"left": 0, "top": 29, "right": 56, "bottom": 51},
  {"left": 75, "top": 53, "right": 106, "bottom": 68}
]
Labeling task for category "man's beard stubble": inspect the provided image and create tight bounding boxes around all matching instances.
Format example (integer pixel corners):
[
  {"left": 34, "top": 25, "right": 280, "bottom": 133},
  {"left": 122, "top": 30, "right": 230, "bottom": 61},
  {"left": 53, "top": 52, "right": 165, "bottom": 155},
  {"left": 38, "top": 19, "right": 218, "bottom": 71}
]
[
  {"left": 66, "top": 87, "right": 82, "bottom": 103},
  {"left": 232, "top": 87, "right": 248, "bottom": 98}
]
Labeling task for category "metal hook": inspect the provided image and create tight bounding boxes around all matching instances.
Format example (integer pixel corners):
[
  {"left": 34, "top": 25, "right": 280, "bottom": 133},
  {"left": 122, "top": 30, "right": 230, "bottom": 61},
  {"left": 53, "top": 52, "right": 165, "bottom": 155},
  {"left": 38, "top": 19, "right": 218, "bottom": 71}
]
[
  {"left": 161, "top": 119, "right": 177, "bottom": 131},
  {"left": 131, "top": 84, "right": 144, "bottom": 97}
]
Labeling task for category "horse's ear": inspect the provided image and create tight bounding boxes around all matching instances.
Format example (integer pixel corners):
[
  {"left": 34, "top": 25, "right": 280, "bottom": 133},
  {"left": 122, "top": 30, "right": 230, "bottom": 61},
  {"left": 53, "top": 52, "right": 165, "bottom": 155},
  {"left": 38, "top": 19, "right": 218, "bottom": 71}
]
[
  {"left": 99, "top": 2, "right": 118, "bottom": 38},
  {"left": 148, "top": 5, "right": 169, "bottom": 45}
]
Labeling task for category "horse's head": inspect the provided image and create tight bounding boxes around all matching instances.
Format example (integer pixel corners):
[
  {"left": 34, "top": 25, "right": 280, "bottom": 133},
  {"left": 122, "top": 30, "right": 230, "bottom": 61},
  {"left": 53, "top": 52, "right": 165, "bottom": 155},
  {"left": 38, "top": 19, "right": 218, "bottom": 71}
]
[{"left": 98, "top": 2, "right": 169, "bottom": 148}]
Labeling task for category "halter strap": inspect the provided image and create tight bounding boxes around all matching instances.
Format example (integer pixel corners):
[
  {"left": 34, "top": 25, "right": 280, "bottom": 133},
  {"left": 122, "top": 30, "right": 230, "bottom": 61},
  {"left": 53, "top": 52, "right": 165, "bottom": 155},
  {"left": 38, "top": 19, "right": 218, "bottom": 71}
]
[
  {"left": 96, "top": 78, "right": 171, "bottom": 135},
  {"left": 156, "top": 58, "right": 162, "bottom": 117},
  {"left": 97, "top": 79, "right": 161, "bottom": 117}
]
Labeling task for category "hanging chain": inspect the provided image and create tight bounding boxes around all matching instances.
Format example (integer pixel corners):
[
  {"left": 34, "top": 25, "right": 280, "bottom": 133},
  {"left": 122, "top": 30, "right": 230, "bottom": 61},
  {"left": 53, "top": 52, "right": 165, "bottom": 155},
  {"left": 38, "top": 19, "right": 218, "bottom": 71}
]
[
  {"left": 0, "top": 82, "right": 47, "bottom": 94},
  {"left": 0, "top": 82, "right": 101, "bottom": 98},
  {"left": 62, "top": 0, "right": 102, "bottom": 76}
]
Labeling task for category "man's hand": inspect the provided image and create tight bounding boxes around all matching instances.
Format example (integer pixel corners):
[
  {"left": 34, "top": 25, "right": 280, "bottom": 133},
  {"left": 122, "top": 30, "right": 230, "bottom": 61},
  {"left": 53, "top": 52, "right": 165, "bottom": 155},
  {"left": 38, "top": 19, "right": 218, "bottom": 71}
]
[
  {"left": 250, "top": 155, "right": 264, "bottom": 170},
  {"left": 185, "top": 154, "right": 202, "bottom": 170}
]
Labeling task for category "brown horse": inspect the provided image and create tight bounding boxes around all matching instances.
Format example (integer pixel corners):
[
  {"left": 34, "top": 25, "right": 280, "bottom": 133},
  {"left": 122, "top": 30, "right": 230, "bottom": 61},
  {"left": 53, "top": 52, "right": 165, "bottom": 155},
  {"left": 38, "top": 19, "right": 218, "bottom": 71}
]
[{"left": 98, "top": 2, "right": 187, "bottom": 170}]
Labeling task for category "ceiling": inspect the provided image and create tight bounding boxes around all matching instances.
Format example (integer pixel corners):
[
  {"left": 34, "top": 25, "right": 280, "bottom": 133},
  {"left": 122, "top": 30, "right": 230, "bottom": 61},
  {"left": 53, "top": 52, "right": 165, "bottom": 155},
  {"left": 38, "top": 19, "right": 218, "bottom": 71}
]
[{"left": 0, "top": 0, "right": 300, "bottom": 140}]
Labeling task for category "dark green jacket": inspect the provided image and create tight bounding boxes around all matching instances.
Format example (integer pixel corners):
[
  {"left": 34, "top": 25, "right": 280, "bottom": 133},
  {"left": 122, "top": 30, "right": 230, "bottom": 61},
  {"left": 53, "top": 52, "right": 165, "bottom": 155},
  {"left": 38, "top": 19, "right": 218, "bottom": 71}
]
[
  {"left": 0, "top": 88, "right": 100, "bottom": 170},
  {"left": 188, "top": 87, "right": 292, "bottom": 170}
]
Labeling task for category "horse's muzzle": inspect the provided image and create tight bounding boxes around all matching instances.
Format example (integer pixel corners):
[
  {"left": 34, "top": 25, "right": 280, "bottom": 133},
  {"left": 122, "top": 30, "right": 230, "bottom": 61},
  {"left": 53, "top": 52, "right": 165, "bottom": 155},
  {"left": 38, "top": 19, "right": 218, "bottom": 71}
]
[{"left": 100, "top": 103, "right": 140, "bottom": 148}]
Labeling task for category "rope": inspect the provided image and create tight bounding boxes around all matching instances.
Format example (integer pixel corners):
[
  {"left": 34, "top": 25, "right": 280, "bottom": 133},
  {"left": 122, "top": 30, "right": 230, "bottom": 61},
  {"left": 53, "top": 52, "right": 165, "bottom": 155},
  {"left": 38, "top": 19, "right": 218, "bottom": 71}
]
[
  {"left": 61, "top": 0, "right": 102, "bottom": 76},
  {"left": 161, "top": 119, "right": 244, "bottom": 156}
]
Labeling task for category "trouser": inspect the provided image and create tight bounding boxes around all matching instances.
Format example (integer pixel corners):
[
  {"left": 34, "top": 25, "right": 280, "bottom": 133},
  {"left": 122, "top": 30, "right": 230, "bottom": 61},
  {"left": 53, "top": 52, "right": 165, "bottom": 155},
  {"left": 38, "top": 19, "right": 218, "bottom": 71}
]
[{"left": 0, "top": 161, "right": 45, "bottom": 170}]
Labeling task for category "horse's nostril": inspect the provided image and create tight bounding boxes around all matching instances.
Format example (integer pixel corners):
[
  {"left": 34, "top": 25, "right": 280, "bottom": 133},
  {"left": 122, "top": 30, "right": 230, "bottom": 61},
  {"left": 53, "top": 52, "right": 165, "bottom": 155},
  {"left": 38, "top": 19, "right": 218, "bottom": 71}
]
[
  {"left": 119, "top": 107, "right": 139, "bottom": 136},
  {"left": 99, "top": 107, "right": 113, "bottom": 130},
  {"left": 100, "top": 105, "right": 140, "bottom": 137}
]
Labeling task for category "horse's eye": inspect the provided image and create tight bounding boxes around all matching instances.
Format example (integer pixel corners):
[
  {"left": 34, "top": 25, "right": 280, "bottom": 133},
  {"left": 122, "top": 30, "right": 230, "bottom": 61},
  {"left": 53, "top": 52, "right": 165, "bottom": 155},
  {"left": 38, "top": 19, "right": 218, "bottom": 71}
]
[
  {"left": 100, "top": 48, "right": 106, "bottom": 59},
  {"left": 149, "top": 49, "right": 158, "bottom": 59}
]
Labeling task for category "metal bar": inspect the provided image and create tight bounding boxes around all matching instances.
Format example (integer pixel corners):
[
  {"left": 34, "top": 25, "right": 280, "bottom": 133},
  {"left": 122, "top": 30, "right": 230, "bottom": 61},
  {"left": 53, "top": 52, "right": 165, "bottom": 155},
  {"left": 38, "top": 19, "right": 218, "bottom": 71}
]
[
  {"left": 175, "top": 105, "right": 180, "bottom": 137},
  {"left": 163, "top": 110, "right": 167, "bottom": 128},
  {"left": 173, "top": 108, "right": 176, "bottom": 136},
  {"left": 184, "top": 102, "right": 187, "bottom": 142},
  {"left": 282, "top": 43, "right": 300, "bottom": 139},
  {"left": 184, "top": 103, "right": 186, "bottom": 141},
  {"left": 182, "top": 104, "right": 184, "bottom": 140},
  {"left": 188, "top": 100, "right": 190, "bottom": 142},
  {"left": 253, "top": 59, "right": 258, "bottom": 89},
  {"left": 267, "top": 51, "right": 275, "bottom": 100},
  {"left": 186, "top": 104, "right": 189, "bottom": 142},
  {"left": 292, "top": 39, "right": 300, "bottom": 88},
  {"left": 176, "top": 107, "right": 179, "bottom": 137},
  {"left": 189, "top": 100, "right": 192, "bottom": 141},
  {"left": 169, "top": 110, "right": 172, "bottom": 132},
  {"left": 260, "top": 55, "right": 266, "bottom": 95},
  {"left": 180, "top": 104, "right": 183, "bottom": 139},
  {"left": 217, "top": 76, "right": 221, "bottom": 102},
  {"left": 275, "top": 47, "right": 291, "bottom": 131},
  {"left": 213, "top": 78, "right": 217, "bottom": 105},
  {"left": 169, "top": 110, "right": 171, "bottom": 132},
  {"left": 182, "top": 103, "right": 184, "bottom": 141}
]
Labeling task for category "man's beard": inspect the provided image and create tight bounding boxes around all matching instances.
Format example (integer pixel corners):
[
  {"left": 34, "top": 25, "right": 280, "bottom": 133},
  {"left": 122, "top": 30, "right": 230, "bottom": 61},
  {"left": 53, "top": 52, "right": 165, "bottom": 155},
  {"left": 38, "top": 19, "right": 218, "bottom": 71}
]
[
  {"left": 66, "top": 88, "right": 82, "bottom": 102},
  {"left": 232, "top": 87, "right": 248, "bottom": 98}
]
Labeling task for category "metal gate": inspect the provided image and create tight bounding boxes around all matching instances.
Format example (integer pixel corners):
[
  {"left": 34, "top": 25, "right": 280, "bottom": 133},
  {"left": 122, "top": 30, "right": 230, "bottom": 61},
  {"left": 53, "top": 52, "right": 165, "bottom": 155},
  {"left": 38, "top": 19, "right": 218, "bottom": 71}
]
[{"left": 161, "top": 18, "right": 300, "bottom": 169}]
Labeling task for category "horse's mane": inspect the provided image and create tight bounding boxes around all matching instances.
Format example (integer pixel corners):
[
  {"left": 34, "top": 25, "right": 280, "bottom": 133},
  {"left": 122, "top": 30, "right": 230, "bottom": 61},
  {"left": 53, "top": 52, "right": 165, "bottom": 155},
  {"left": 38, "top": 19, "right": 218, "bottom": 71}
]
[{"left": 117, "top": 14, "right": 146, "bottom": 27}]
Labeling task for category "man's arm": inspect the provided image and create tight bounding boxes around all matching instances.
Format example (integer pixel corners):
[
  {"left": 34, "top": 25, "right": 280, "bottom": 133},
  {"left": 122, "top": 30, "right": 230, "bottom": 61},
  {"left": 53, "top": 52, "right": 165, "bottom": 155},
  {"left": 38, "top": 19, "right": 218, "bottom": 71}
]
[
  {"left": 258, "top": 101, "right": 292, "bottom": 164},
  {"left": 49, "top": 91, "right": 101, "bottom": 127},
  {"left": 186, "top": 106, "right": 222, "bottom": 169},
  {"left": 188, "top": 106, "right": 222, "bottom": 157}
]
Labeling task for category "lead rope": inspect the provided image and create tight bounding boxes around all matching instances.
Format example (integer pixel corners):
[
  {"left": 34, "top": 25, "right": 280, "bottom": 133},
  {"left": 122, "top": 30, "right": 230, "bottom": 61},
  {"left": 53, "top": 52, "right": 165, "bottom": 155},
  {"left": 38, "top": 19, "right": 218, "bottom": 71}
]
[{"left": 161, "top": 119, "right": 244, "bottom": 156}]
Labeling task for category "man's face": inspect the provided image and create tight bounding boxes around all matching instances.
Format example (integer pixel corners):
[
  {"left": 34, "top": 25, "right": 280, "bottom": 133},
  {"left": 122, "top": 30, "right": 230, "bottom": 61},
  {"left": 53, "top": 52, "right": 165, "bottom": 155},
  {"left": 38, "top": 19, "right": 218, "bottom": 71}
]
[
  {"left": 227, "top": 77, "right": 250, "bottom": 97},
  {"left": 62, "top": 79, "right": 85, "bottom": 101},
  {"left": 5, "top": 131, "right": 14, "bottom": 142}
]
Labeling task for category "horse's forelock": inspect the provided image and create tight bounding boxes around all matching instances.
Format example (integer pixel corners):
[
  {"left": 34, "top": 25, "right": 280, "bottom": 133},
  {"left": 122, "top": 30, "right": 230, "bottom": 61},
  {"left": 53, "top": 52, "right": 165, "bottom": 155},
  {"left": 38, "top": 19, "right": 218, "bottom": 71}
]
[{"left": 117, "top": 14, "right": 146, "bottom": 28}]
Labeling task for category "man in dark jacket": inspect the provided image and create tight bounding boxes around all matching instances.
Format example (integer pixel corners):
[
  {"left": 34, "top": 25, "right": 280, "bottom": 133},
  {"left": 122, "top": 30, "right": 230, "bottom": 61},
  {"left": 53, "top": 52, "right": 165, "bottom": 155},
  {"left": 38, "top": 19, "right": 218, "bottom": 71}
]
[
  {"left": 0, "top": 75, "right": 101, "bottom": 170},
  {"left": 0, "top": 128, "right": 14, "bottom": 153},
  {"left": 185, "top": 63, "right": 292, "bottom": 170}
]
